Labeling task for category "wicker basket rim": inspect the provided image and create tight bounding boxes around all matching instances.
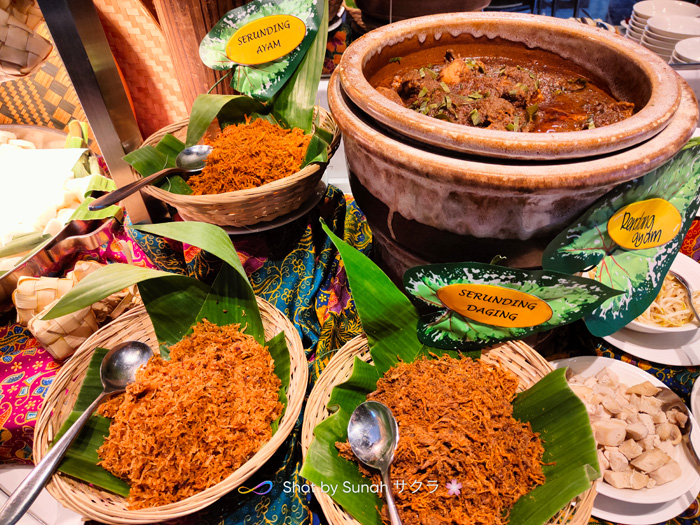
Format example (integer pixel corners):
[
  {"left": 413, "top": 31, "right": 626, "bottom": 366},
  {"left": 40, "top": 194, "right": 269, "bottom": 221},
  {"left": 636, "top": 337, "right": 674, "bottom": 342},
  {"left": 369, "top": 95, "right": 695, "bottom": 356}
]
[
  {"left": 34, "top": 299, "right": 308, "bottom": 521},
  {"left": 300, "top": 334, "right": 596, "bottom": 525},
  {"left": 143, "top": 162, "right": 322, "bottom": 202},
  {"left": 139, "top": 105, "right": 339, "bottom": 203}
]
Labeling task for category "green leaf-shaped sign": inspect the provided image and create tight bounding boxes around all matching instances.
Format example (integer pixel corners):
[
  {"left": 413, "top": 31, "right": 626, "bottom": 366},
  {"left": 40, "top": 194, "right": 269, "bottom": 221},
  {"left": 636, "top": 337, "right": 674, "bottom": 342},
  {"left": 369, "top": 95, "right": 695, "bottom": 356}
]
[
  {"left": 404, "top": 263, "right": 621, "bottom": 350},
  {"left": 542, "top": 141, "right": 700, "bottom": 337},
  {"left": 200, "top": 0, "right": 323, "bottom": 101}
]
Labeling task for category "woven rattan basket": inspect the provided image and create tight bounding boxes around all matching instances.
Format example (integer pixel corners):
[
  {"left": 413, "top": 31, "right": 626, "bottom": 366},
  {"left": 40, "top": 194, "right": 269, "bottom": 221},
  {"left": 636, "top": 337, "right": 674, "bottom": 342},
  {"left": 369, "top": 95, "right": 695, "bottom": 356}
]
[
  {"left": 34, "top": 300, "right": 308, "bottom": 524},
  {"left": 137, "top": 106, "right": 341, "bottom": 227},
  {"left": 301, "top": 335, "right": 597, "bottom": 525}
]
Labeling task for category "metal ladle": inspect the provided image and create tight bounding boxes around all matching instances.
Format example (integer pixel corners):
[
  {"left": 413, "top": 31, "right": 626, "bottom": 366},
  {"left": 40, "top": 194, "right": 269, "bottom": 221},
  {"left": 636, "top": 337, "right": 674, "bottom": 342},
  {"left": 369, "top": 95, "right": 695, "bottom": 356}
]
[
  {"left": 347, "top": 401, "right": 402, "bottom": 525},
  {"left": 88, "top": 144, "right": 213, "bottom": 211},
  {"left": 0, "top": 341, "right": 154, "bottom": 525},
  {"left": 669, "top": 270, "right": 700, "bottom": 325}
]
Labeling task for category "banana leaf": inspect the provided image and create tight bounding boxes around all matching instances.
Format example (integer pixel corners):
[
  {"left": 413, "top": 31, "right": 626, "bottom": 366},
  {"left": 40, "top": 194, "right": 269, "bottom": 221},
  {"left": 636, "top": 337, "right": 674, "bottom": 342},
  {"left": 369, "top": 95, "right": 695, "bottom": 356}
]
[
  {"left": 301, "top": 222, "right": 599, "bottom": 525},
  {"left": 542, "top": 141, "right": 700, "bottom": 336},
  {"left": 320, "top": 221, "right": 471, "bottom": 375},
  {"left": 123, "top": 93, "right": 329, "bottom": 195},
  {"left": 43, "top": 221, "right": 291, "bottom": 495},
  {"left": 0, "top": 232, "right": 51, "bottom": 259},
  {"left": 68, "top": 197, "right": 122, "bottom": 222},
  {"left": 199, "top": 0, "right": 324, "bottom": 102},
  {"left": 271, "top": 0, "right": 328, "bottom": 131},
  {"left": 404, "top": 263, "right": 621, "bottom": 350},
  {"left": 82, "top": 175, "right": 117, "bottom": 197}
]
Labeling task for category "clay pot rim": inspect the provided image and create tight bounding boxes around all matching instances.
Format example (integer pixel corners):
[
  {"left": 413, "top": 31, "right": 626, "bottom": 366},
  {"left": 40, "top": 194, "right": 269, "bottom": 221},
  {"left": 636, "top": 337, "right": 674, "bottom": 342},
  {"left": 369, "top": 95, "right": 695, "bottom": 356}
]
[
  {"left": 328, "top": 71, "right": 698, "bottom": 191},
  {"left": 337, "top": 12, "right": 682, "bottom": 160}
]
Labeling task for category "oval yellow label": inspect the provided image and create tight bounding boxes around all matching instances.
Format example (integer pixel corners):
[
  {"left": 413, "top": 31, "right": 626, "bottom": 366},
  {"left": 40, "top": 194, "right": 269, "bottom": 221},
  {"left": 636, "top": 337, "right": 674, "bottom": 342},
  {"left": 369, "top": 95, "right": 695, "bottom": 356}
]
[
  {"left": 436, "top": 284, "right": 552, "bottom": 328},
  {"left": 607, "top": 198, "right": 681, "bottom": 250},
  {"left": 226, "top": 15, "right": 306, "bottom": 66}
]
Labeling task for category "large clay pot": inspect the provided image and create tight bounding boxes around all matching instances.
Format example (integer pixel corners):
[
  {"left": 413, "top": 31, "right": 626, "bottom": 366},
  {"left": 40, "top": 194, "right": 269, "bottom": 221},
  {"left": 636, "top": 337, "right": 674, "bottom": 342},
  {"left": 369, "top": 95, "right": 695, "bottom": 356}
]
[
  {"left": 328, "top": 13, "right": 697, "bottom": 281},
  {"left": 336, "top": 13, "right": 682, "bottom": 160},
  {"left": 328, "top": 73, "right": 698, "bottom": 278},
  {"left": 354, "top": 0, "right": 492, "bottom": 22}
]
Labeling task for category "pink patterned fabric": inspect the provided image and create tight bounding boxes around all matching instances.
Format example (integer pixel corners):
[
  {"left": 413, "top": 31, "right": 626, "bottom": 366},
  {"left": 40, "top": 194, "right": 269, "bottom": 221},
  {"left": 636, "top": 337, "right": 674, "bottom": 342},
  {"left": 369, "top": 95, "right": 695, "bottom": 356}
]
[
  {"left": 0, "top": 223, "right": 155, "bottom": 464},
  {"left": 0, "top": 326, "right": 60, "bottom": 464}
]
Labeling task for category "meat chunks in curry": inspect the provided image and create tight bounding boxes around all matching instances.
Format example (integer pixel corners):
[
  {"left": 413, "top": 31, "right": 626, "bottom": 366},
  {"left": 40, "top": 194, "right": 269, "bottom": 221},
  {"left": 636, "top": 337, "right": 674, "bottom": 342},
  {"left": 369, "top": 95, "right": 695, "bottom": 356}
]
[{"left": 377, "top": 50, "right": 634, "bottom": 132}]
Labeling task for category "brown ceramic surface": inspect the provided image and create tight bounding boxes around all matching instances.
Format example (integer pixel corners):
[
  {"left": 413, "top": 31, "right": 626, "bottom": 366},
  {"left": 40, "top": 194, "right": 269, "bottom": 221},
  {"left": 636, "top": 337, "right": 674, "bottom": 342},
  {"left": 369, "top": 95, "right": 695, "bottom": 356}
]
[
  {"left": 354, "top": 0, "right": 491, "bottom": 22},
  {"left": 337, "top": 12, "right": 682, "bottom": 160},
  {"left": 328, "top": 72, "right": 698, "bottom": 267}
]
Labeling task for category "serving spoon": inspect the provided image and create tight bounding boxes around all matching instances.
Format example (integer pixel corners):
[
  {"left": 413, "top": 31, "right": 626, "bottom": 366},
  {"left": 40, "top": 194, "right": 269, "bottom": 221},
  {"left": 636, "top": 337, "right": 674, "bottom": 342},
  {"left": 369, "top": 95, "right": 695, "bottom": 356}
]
[
  {"left": 347, "top": 401, "right": 402, "bottom": 525},
  {"left": 0, "top": 341, "right": 154, "bottom": 525},
  {"left": 88, "top": 144, "right": 213, "bottom": 211},
  {"left": 669, "top": 270, "right": 700, "bottom": 325}
]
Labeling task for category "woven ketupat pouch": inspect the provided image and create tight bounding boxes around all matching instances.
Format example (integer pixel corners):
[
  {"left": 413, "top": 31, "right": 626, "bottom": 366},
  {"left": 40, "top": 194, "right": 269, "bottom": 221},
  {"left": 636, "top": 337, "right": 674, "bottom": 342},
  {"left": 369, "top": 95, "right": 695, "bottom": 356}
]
[{"left": 0, "top": 1, "right": 52, "bottom": 82}]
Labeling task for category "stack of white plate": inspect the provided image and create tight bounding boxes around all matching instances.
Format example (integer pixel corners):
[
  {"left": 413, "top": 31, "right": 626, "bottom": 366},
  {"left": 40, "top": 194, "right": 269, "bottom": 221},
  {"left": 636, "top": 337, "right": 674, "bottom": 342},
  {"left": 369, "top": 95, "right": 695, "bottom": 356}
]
[
  {"left": 626, "top": 1, "right": 700, "bottom": 62},
  {"left": 672, "top": 36, "right": 700, "bottom": 63},
  {"left": 643, "top": 16, "right": 700, "bottom": 61}
]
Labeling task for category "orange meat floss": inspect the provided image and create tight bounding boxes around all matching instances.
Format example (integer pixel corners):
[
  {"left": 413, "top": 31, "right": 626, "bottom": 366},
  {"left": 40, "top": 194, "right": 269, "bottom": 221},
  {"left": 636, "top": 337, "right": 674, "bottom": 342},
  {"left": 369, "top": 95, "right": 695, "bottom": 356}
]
[
  {"left": 338, "top": 356, "right": 546, "bottom": 525},
  {"left": 187, "top": 118, "right": 312, "bottom": 195},
  {"left": 97, "top": 319, "right": 282, "bottom": 509}
]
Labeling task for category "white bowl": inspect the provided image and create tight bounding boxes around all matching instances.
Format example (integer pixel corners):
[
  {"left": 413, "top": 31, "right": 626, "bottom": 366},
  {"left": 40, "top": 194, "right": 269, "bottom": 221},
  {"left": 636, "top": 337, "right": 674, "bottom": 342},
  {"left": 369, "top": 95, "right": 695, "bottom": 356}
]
[
  {"left": 628, "top": 25, "right": 646, "bottom": 38},
  {"left": 642, "top": 36, "right": 677, "bottom": 51},
  {"left": 625, "top": 254, "right": 700, "bottom": 334},
  {"left": 629, "top": 16, "right": 647, "bottom": 31},
  {"left": 551, "top": 356, "right": 700, "bottom": 506},
  {"left": 647, "top": 15, "right": 700, "bottom": 38},
  {"left": 672, "top": 51, "right": 691, "bottom": 63},
  {"left": 633, "top": 0, "right": 700, "bottom": 19},
  {"left": 676, "top": 37, "right": 700, "bottom": 62},
  {"left": 643, "top": 27, "right": 684, "bottom": 43},
  {"left": 642, "top": 31, "right": 679, "bottom": 48}
]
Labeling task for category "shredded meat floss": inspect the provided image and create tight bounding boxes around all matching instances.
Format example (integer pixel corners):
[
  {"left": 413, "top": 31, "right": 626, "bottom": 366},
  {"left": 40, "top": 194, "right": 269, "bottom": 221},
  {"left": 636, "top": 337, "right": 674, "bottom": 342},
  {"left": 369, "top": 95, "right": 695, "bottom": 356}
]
[
  {"left": 97, "top": 319, "right": 282, "bottom": 509},
  {"left": 187, "top": 118, "right": 311, "bottom": 195},
  {"left": 337, "top": 356, "right": 546, "bottom": 525}
]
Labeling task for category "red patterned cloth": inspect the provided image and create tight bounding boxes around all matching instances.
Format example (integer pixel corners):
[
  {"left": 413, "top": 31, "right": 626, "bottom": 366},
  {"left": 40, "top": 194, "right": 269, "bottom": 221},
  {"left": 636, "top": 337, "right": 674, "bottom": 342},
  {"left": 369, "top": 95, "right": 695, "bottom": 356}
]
[{"left": 680, "top": 218, "right": 700, "bottom": 261}]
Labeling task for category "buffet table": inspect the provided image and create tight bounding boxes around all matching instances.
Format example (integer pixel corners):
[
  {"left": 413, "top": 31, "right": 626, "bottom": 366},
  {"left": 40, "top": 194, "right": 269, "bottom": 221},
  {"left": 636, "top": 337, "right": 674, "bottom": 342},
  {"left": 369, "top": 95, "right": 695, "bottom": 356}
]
[
  {"left": 2, "top": 1, "right": 700, "bottom": 524},
  {"left": 0, "top": 187, "right": 697, "bottom": 525}
]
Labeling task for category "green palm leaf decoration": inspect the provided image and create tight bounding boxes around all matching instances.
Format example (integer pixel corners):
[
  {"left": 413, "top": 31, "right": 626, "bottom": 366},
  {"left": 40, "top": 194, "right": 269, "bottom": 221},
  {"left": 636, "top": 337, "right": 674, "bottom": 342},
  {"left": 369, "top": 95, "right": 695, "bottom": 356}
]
[
  {"left": 44, "top": 221, "right": 290, "bottom": 495},
  {"left": 300, "top": 221, "right": 599, "bottom": 525},
  {"left": 404, "top": 263, "right": 621, "bottom": 350},
  {"left": 123, "top": 1, "right": 329, "bottom": 195},
  {"left": 199, "top": 0, "right": 324, "bottom": 101},
  {"left": 542, "top": 140, "right": 700, "bottom": 337}
]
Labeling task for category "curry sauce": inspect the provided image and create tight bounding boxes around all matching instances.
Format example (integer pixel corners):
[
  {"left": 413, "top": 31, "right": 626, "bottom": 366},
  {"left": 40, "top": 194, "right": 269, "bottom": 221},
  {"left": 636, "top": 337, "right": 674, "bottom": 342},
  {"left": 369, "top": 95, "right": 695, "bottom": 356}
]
[{"left": 374, "top": 50, "right": 634, "bottom": 132}]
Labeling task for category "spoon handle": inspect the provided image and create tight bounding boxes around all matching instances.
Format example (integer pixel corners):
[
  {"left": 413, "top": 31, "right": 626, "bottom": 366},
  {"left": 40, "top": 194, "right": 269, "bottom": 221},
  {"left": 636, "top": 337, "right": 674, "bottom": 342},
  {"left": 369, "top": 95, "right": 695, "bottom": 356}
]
[
  {"left": 88, "top": 167, "right": 183, "bottom": 211},
  {"left": 0, "top": 392, "right": 108, "bottom": 525},
  {"left": 381, "top": 468, "right": 403, "bottom": 525},
  {"left": 669, "top": 271, "right": 700, "bottom": 322}
]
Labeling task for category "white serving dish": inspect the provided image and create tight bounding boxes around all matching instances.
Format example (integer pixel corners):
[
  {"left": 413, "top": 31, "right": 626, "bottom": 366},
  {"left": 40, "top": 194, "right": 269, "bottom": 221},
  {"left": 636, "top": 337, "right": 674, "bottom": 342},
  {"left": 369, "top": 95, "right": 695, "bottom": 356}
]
[
  {"left": 625, "top": 254, "right": 700, "bottom": 335},
  {"left": 672, "top": 51, "right": 690, "bottom": 63},
  {"left": 642, "top": 33, "right": 677, "bottom": 49},
  {"left": 675, "top": 37, "right": 700, "bottom": 62},
  {"left": 633, "top": 0, "right": 700, "bottom": 20},
  {"left": 644, "top": 29, "right": 685, "bottom": 43},
  {"left": 551, "top": 356, "right": 700, "bottom": 505},
  {"left": 630, "top": 16, "right": 647, "bottom": 31},
  {"left": 647, "top": 15, "right": 700, "bottom": 38}
]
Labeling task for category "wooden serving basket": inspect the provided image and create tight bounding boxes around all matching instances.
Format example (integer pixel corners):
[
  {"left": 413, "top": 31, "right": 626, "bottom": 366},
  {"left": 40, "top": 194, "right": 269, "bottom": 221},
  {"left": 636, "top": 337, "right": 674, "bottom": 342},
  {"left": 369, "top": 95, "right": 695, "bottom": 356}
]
[
  {"left": 34, "top": 300, "right": 308, "bottom": 524},
  {"left": 137, "top": 106, "right": 341, "bottom": 227},
  {"left": 301, "top": 335, "right": 597, "bottom": 525}
]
